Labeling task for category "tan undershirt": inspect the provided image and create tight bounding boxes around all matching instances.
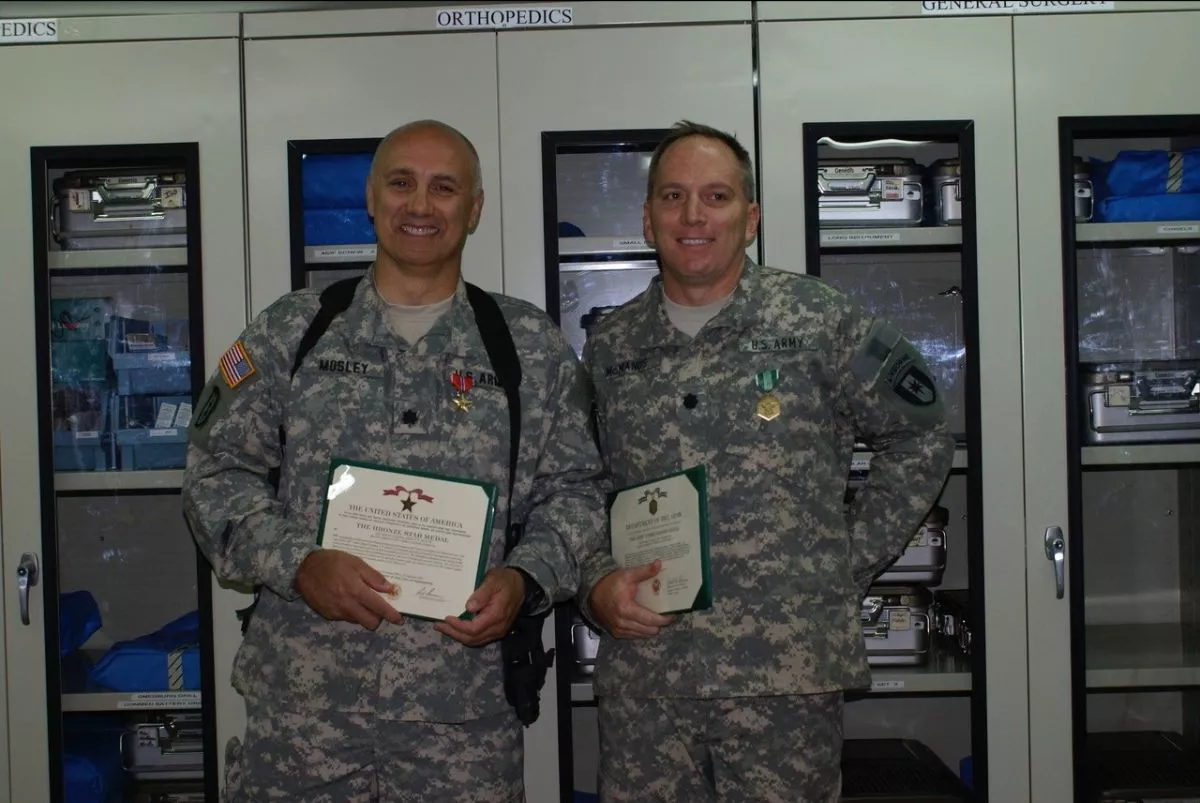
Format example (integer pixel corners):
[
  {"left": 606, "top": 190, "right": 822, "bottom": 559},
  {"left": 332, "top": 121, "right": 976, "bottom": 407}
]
[
  {"left": 371, "top": 271, "right": 454, "bottom": 345},
  {"left": 662, "top": 291, "right": 733, "bottom": 338}
]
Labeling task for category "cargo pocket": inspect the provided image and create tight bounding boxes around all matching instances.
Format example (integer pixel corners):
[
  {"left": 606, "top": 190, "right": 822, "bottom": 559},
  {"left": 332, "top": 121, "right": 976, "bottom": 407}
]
[{"left": 223, "top": 736, "right": 244, "bottom": 803}]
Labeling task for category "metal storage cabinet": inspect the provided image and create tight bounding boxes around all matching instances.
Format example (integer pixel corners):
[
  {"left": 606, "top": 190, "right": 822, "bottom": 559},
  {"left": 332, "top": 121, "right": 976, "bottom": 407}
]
[
  {"left": 1015, "top": 9, "right": 1200, "bottom": 803},
  {"left": 757, "top": 11, "right": 1027, "bottom": 803},
  {"left": 494, "top": 5, "right": 756, "bottom": 800},
  {"left": 0, "top": 14, "right": 246, "bottom": 803}
]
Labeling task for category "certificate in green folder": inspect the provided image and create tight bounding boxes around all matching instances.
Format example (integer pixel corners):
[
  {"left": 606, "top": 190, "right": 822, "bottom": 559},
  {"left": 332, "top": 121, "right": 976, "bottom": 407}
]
[
  {"left": 317, "top": 458, "right": 496, "bottom": 622},
  {"left": 608, "top": 465, "right": 711, "bottom": 614}
]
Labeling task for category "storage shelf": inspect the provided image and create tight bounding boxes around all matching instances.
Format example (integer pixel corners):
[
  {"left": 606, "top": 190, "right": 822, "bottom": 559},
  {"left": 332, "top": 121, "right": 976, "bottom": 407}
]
[
  {"left": 1076, "top": 221, "right": 1200, "bottom": 244},
  {"left": 1081, "top": 444, "right": 1200, "bottom": 467},
  {"left": 55, "top": 470, "right": 183, "bottom": 493},
  {"left": 1086, "top": 623, "right": 1200, "bottom": 689},
  {"left": 62, "top": 690, "right": 201, "bottom": 712},
  {"left": 305, "top": 244, "right": 376, "bottom": 263},
  {"left": 48, "top": 248, "right": 188, "bottom": 270},
  {"left": 819, "top": 227, "right": 962, "bottom": 249},
  {"left": 569, "top": 643, "right": 971, "bottom": 703}
]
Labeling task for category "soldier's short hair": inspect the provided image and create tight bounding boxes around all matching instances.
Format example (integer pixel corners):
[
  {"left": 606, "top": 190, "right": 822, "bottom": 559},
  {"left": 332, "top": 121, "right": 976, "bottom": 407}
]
[{"left": 645, "top": 120, "right": 756, "bottom": 202}]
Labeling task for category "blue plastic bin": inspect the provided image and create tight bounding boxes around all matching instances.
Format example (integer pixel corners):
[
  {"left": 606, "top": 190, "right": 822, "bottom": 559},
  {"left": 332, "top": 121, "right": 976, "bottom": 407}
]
[
  {"left": 114, "top": 394, "right": 190, "bottom": 470},
  {"left": 108, "top": 317, "right": 191, "bottom": 396}
]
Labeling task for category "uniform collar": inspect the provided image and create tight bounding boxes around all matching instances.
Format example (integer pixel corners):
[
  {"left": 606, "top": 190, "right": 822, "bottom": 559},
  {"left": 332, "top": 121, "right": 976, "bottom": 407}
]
[
  {"left": 627, "top": 255, "right": 764, "bottom": 351},
  {"left": 347, "top": 266, "right": 481, "bottom": 358}
]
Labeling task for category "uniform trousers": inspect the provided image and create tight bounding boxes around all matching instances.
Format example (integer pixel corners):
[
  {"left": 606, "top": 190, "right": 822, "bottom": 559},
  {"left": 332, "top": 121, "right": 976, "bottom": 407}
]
[
  {"left": 597, "top": 691, "right": 844, "bottom": 803},
  {"left": 223, "top": 698, "right": 524, "bottom": 803}
]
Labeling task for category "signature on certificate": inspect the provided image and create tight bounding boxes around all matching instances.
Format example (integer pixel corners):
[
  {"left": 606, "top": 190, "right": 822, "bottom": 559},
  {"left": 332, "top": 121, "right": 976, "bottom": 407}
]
[{"left": 417, "top": 585, "right": 444, "bottom": 602}]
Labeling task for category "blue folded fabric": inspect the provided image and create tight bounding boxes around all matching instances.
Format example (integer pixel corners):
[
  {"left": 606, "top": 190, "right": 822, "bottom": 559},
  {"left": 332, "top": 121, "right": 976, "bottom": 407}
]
[
  {"left": 303, "top": 153, "right": 373, "bottom": 209},
  {"left": 60, "top": 590, "right": 102, "bottom": 657},
  {"left": 88, "top": 610, "right": 201, "bottom": 692}
]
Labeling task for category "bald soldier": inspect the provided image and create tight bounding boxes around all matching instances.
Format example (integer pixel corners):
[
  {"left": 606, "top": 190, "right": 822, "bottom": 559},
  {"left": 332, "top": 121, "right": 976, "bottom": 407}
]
[
  {"left": 578, "top": 121, "right": 955, "bottom": 802},
  {"left": 182, "top": 119, "right": 608, "bottom": 802}
]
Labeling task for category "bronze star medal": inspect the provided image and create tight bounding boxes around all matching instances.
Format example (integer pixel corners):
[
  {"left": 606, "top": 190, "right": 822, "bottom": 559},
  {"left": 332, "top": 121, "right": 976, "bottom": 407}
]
[
  {"left": 755, "top": 368, "right": 781, "bottom": 421},
  {"left": 450, "top": 370, "right": 474, "bottom": 411}
]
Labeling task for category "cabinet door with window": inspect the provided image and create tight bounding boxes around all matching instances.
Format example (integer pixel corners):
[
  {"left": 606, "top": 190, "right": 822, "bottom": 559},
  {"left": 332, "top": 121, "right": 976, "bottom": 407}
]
[
  {"left": 758, "top": 12, "right": 1027, "bottom": 802},
  {"left": 0, "top": 17, "right": 246, "bottom": 803},
  {"left": 1015, "top": 9, "right": 1200, "bottom": 802}
]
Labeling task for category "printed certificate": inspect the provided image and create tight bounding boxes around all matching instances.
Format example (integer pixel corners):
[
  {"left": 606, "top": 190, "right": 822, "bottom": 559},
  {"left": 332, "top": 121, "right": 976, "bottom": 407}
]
[
  {"left": 317, "top": 458, "right": 496, "bottom": 621},
  {"left": 609, "top": 466, "right": 711, "bottom": 614}
]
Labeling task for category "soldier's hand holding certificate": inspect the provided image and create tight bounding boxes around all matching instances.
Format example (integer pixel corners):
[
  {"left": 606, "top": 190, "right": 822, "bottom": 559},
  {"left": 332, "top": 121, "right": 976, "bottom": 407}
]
[
  {"left": 317, "top": 458, "right": 496, "bottom": 622},
  {"left": 609, "top": 466, "right": 711, "bottom": 614}
]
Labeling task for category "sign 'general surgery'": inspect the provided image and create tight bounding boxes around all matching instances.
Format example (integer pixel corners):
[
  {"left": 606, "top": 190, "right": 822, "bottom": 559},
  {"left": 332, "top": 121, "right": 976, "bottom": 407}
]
[
  {"left": 0, "top": 18, "right": 58, "bottom": 43},
  {"left": 921, "top": 0, "right": 1114, "bottom": 13},
  {"left": 436, "top": 6, "right": 573, "bottom": 29}
]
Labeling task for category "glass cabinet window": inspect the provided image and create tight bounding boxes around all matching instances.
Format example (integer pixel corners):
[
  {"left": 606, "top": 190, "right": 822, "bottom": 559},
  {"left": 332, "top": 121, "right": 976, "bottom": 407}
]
[
  {"left": 1061, "top": 117, "right": 1200, "bottom": 801},
  {"left": 32, "top": 145, "right": 214, "bottom": 802},
  {"left": 542, "top": 132, "right": 668, "bottom": 360},
  {"left": 803, "top": 122, "right": 982, "bottom": 799},
  {"left": 288, "top": 139, "right": 379, "bottom": 292}
]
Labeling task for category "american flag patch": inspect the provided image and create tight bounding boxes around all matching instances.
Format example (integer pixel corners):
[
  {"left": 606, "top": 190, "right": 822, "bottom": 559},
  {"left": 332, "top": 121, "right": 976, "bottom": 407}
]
[{"left": 219, "top": 340, "right": 256, "bottom": 389}]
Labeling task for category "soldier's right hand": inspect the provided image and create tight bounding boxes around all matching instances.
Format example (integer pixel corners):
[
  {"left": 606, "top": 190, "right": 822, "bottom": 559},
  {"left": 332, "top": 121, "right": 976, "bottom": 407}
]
[
  {"left": 294, "top": 549, "right": 405, "bottom": 631},
  {"left": 588, "top": 560, "right": 675, "bottom": 639}
]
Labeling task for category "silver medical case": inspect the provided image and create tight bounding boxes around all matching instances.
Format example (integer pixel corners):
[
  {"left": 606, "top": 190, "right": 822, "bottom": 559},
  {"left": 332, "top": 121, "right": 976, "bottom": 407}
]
[
  {"left": 1082, "top": 362, "right": 1200, "bottom": 444},
  {"left": 120, "top": 713, "right": 204, "bottom": 781},
  {"left": 52, "top": 168, "right": 187, "bottom": 250},
  {"left": 930, "top": 158, "right": 962, "bottom": 226},
  {"left": 877, "top": 505, "right": 948, "bottom": 586},
  {"left": 862, "top": 585, "right": 931, "bottom": 667},
  {"left": 1074, "top": 157, "right": 1095, "bottom": 222},
  {"left": 817, "top": 158, "right": 924, "bottom": 228}
]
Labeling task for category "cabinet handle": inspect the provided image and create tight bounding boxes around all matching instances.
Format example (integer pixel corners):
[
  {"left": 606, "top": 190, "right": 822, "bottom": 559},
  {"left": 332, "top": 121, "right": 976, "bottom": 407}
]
[
  {"left": 1044, "top": 527, "right": 1065, "bottom": 600},
  {"left": 16, "top": 552, "right": 40, "bottom": 626}
]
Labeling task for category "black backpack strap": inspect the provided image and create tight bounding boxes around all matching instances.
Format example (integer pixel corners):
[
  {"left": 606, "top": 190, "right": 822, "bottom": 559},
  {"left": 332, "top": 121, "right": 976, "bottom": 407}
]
[
  {"left": 464, "top": 282, "right": 522, "bottom": 555},
  {"left": 290, "top": 275, "right": 364, "bottom": 380}
]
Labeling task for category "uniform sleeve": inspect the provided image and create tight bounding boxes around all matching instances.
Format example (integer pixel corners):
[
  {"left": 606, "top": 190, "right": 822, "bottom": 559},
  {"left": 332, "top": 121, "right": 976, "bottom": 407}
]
[
  {"left": 503, "top": 336, "right": 611, "bottom": 616},
  {"left": 834, "top": 302, "right": 956, "bottom": 592},
  {"left": 571, "top": 338, "right": 620, "bottom": 630},
  {"left": 181, "top": 301, "right": 318, "bottom": 601}
]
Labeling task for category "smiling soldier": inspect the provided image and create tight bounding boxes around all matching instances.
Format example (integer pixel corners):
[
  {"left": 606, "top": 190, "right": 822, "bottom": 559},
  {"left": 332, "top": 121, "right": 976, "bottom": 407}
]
[
  {"left": 183, "top": 119, "right": 608, "bottom": 803},
  {"left": 578, "top": 120, "right": 955, "bottom": 803}
]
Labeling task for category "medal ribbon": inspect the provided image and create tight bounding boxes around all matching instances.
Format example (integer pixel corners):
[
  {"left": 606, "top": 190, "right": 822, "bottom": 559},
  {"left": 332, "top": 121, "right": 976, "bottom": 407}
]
[
  {"left": 451, "top": 371, "right": 474, "bottom": 394},
  {"left": 756, "top": 369, "right": 779, "bottom": 393}
]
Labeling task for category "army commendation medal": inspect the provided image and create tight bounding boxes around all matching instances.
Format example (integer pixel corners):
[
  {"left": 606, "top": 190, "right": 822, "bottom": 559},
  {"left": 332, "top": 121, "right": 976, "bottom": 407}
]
[
  {"left": 755, "top": 368, "right": 781, "bottom": 421},
  {"left": 450, "top": 370, "right": 473, "bottom": 412}
]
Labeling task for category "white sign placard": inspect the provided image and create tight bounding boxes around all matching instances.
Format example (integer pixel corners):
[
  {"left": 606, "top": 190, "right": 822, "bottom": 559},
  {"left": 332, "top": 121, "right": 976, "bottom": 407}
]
[
  {"left": 921, "top": 1, "right": 1114, "bottom": 14},
  {"left": 436, "top": 6, "right": 573, "bottom": 29},
  {"left": 0, "top": 18, "right": 59, "bottom": 44}
]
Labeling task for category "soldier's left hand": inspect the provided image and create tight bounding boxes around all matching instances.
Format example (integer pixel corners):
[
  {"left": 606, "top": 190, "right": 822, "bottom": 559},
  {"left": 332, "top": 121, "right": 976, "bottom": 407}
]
[{"left": 435, "top": 567, "right": 525, "bottom": 647}]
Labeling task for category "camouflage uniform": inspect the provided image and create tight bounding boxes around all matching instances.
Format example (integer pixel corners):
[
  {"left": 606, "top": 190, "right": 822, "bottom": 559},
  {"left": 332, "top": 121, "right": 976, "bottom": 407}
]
[
  {"left": 182, "top": 276, "right": 608, "bottom": 801},
  {"left": 579, "top": 261, "right": 955, "bottom": 801}
]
